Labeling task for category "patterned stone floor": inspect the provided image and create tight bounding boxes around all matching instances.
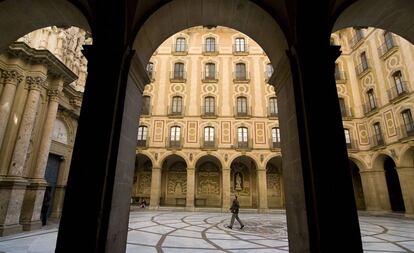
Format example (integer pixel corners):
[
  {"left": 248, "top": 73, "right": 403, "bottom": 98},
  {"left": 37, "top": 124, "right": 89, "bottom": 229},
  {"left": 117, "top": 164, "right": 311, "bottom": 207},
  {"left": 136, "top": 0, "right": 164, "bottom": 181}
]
[{"left": 0, "top": 211, "right": 413, "bottom": 252}]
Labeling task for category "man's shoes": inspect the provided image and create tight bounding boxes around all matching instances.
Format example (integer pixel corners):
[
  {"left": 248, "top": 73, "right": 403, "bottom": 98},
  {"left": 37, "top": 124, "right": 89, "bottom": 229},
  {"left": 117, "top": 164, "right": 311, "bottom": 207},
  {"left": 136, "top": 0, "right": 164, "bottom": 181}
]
[
  {"left": 226, "top": 225, "right": 232, "bottom": 229},
  {"left": 240, "top": 225, "right": 245, "bottom": 229}
]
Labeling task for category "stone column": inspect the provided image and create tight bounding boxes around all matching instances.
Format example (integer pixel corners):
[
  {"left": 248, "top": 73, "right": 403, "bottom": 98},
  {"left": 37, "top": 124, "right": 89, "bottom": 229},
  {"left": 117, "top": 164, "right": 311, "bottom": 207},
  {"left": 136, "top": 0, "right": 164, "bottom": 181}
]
[
  {"left": 359, "top": 170, "right": 391, "bottom": 211},
  {"left": 8, "top": 76, "right": 44, "bottom": 177},
  {"left": 396, "top": 167, "right": 414, "bottom": 216},
  {"left": 20, "top": 87, "right": 62, "bottom": 230},
  {"left": 257, "top": 168, "right": 268, "bottom": 211},
  {"left": 0, "top": 70, "right": 24, "bottom": 148},
  {"left": 186, "top": 167, "right": 195, "bottom": 210},
  {"left": 222, "top": 167, "right": 231, "bottom": 211},
  {"left": 149, "top": 167, "right": 162, "bottom": 209}
]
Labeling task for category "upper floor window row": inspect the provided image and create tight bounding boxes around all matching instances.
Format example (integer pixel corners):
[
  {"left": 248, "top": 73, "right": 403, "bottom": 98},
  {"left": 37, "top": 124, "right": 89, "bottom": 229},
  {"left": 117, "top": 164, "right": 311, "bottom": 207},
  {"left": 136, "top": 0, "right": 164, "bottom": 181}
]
[{"left": 172, "top": 36, "right": 250, "bottom": 54}]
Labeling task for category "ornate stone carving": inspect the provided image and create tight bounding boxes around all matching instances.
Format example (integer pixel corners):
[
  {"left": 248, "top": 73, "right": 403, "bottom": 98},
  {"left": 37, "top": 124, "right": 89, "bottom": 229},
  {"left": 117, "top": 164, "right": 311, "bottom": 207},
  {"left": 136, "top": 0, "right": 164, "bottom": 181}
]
[
  {"left": 197, "top": 163, "right": 220, "bottom": 195},
  {"left": 1, "top": 70, "right": 24, "bottom": 84},
  {"left": 137, "top": 172, "right": 152, "bottom": 194},
  {"left": 26, "top": 76, "right": 45, "bottom": 91},
  {"left": 48, "top": 89, "right": 61, "bottom": 102}
]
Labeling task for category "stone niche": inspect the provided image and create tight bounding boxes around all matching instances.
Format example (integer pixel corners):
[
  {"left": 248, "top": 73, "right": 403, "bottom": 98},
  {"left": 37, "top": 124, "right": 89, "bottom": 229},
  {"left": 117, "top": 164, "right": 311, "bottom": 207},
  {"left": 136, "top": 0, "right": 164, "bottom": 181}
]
[
  {"left": 163, "top": 162, "right": 187, "bottom": 206},
  {"left": 196, "top": 162, "right": 221, "bottom": 207}
]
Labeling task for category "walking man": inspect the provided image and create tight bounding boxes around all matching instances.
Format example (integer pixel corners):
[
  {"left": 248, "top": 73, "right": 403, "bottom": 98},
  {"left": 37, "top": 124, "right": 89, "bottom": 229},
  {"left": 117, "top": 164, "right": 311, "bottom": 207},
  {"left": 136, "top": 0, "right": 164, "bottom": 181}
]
[{"left": 227, "top": 195, "right": 244, "bottom": 229}]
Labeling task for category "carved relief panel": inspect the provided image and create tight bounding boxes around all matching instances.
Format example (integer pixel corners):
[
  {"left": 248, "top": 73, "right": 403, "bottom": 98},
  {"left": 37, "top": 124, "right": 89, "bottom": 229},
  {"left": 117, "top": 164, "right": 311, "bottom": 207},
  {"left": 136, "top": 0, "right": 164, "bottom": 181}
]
[
  {"left": 196, "top": 162, "right": 220, "bottom": 195},
  {"left": 166, "top": 162, "right": 187, "bottom": 196}
]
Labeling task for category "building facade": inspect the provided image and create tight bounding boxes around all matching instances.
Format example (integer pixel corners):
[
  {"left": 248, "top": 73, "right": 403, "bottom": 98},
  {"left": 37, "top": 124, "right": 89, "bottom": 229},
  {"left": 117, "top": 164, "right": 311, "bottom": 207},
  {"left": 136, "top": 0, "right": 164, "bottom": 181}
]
[
  {"left": 133, "top": 26, "right": 414, "bottom": 216},
  {"left": 0, "top": 26, "right": 88, "bottom": 235}
]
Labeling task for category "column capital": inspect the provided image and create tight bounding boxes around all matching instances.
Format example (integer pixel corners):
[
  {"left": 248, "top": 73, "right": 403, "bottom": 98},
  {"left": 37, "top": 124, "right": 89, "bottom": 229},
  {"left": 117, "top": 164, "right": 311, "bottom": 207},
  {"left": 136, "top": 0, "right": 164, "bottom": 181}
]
[
  {"left": 2, "top": 70, "right": 24, "bottom": 85},
  {"left": 26, "top": 76, "right": 46, "bottom": 91},
  {"left": 48, "top": 89, "right": 61, "bottom": 102}
]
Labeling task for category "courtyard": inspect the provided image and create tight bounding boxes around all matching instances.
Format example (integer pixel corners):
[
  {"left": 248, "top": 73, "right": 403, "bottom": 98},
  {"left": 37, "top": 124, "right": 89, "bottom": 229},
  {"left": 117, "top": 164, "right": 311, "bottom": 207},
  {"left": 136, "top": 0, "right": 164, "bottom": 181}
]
[{"left": 0, "top": 210, "right": 413, "bottom": 252}]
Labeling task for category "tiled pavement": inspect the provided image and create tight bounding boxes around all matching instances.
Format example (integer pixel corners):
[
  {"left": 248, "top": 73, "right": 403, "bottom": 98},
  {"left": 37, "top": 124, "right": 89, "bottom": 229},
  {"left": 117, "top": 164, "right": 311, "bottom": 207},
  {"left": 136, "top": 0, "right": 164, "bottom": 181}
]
[{"left": 0, "top": 211, "right": 413, "bottom": 252}]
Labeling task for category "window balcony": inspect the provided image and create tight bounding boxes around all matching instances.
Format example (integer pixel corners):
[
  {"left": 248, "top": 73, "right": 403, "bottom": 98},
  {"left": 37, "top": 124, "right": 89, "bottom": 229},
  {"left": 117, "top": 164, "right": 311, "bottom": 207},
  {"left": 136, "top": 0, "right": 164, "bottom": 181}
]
[
  {"left": 234, "top": 106, "right": 252, "bottom": 118},
  {"left": 371, "top": 135, "right": 385, "bottom": 149},
  {"left": 167, "top": 106, "right": 185, "bottom": 118},
  {"left": 172, "top": 44, "right": 188, "bottom": 56},
  {"left": 169, "top": 71, "right": 187, "bottom": 83},
  {"left": 398, "top": 123, "right": 414, "bottom": 140},
  {"left": 378, "top": 38, "right": 398, "bottom": 59},
  {"left": 269, "top": 138, "right": 281, "bottom": 151},
  {"left": 233, "top": 71, "right": 250, "bottom": 83},
  {"left": 201, "top": 71, "right": 219, "bottom": 82},
  {"left": 200, "top": 137, "right": 218, "bottom": 150},
  {"left": 232, "top": 44, "right": 249, "bottom": 55},
  {"left": 235, "top": 138, "right": 252, "bottom": 151},
  {"left": 137, "top": 137, "right": 150, "bottom": 149},
  {"left": 267, "top": 107, "right": 278, "bottom": 118},
  {"left": 387, "top": 82, "right": 410, "bottom": 102},
  {"left": 335, "top": 70, "right": 347, "bottom": 83},
  {"left": 355, "top": 61, "right": 370, "bottom": 77},
  {"left": 202, "top": 44, "right": 219, "bottom": 55},
  {"left": 166, "top": 137, "right": 183, "bottom": 150},
  {"left": 362, "top": 101, "right": 378, "bottom": 115},
  {"left": 201, "top": 106, "right": 218, "bottom": 118},
  {"left": 141, "top": 105, "right": 152, "bottom": 117}
]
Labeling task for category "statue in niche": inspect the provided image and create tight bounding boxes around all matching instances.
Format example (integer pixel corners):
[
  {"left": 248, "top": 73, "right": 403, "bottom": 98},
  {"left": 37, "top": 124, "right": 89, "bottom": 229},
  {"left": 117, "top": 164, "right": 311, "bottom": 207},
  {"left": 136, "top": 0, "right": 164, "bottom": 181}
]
[{"left": 234, "top": 172, "right": 243, "bottom": 191}]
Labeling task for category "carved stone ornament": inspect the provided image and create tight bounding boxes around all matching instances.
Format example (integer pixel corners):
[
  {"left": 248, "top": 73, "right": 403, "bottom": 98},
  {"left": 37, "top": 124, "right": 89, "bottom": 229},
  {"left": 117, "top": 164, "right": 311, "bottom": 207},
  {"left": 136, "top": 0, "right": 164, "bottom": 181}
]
[
  {"left": 2, "top": 70, "right": 24, "bottom": 84},
  {"left": 26, "top": 76, "right": 46, "bottom": 91}
]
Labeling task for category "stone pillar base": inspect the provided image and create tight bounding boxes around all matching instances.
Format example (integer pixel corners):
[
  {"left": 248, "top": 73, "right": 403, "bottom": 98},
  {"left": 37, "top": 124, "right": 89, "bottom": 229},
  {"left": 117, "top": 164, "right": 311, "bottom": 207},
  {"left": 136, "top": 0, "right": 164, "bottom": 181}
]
[
  {"left": 185, "top": 206, "right": 195, "bottom": 212},
  {"left": 20, "top": 179, "right": 47, "bottom": 231},
  {"left": 0, "top": 224, "right": 23, "bottom": 236},
  {"left": 21, "top": 220, "right": 41, "bottom": 231},
  {"left": 149, "top": 205, "right": 159, "bottom": 211}
]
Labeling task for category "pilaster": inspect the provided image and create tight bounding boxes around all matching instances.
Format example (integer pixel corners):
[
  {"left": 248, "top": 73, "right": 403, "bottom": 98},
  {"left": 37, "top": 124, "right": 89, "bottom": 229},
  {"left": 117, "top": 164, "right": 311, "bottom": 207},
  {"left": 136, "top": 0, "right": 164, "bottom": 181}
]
[
  {"left": 222, "top": 167, "right": 231, "bottom": 211},
  {"left": 395, "top": 167, "right": 414, "bottom": 216},
  {"left": 186, "top": 167, "right": 195, "bottom": 210},
  {"left": 257, "top": 168, "right": 268, "bottom": 211},
  {"left": 149, "top": 167, "right": 162, "bottom": 209},
  {"left": 359, "top": 169, "right": 391, "bottom": 211}
]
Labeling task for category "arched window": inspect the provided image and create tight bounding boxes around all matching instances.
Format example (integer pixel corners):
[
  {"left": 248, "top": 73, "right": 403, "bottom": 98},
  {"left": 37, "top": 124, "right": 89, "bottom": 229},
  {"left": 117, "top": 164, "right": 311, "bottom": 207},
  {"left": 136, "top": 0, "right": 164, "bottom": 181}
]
[
  {"left": 137, "top": 126, "right": 148, "bottom": 147},
  {"left": 236, "top": 96, "right": 248, "bottom": 116},
  {"left": 355, "top": 28, "right": 364, "bottom": 41},
  {"left": 271, "top": 127, "right": 281, "bottom": 148},
  {"left": 142, "top": 96, "right": 151, "bottom": 115},
  {"left": 237, "top": 127, "right": 249, "bottom": 148},
  {"left": 204, "top": 96, "right": 215, "bottom": 115},
  {"left": 173, "top": 63, "right": 185, "bottom": 79},
  {"left": 266, "top": 63, "right": 274, "bottom": 79},
  {"left": 175, "top": 37, "right": 186, "bottom": 52},
  {"left": 366, "top": 89, "right": 376, "bottom": 111},
  {"left": 205, "top": 63, "right": 216, "bottom": 79},
  {"left": 344, "top": 128, "right": 351, "bottom": 148},
  {"left": 52, "top": 119, "right": 68, "bottom": 144},
  {"left": 146, "top": 62, "right": 154, "bottom": 80},
  {"left": 360, "top": 51, "right": 368, "bottom": 71},
  {"left": 338, "top": 97, "right": 346, "bottom": 117},
  {"left": 204, "top": 127, "right": 215, "bottom": 147},
  {"left": 373, "top": 122, "right": 384, "bottom": 146},
  {"left": 334, "top": 63, "right": 342, "bottom": 80},
  {"left": 401, "top": 109, "right": 414, "bottom": 136},
  {"left": 235, "top": 63, "right": 247, "bottom": 80},
  {"left": 235, "top": 37, "right": 246, "bottom": 52},
  {"left": 170, "top": 126, "right": 181, "bottom": 147},
  {"left": 393, "top": 71, "right": 405, "bottom": 95},
  {"left": 205, "top": 37, "right": 216, "bottom": 52},
  {"left": 269, "top": 97, "right": 278, "bottom": 117},
  {"left": 384, "top": 31, "right": 395, "bottom": 50},
  {"left": 171, "top": 96, "right": 183, "bottom": 114}
]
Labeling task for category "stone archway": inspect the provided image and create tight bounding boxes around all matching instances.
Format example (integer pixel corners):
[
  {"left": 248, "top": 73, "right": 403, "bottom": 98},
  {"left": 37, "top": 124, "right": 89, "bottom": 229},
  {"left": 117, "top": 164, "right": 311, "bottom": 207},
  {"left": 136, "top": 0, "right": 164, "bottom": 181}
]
[
  {"left": 160, "top": 154, "right": 188, "bottom": 207},
  {"left": 266, "top": 156, "right": 284, "bottom": 209},
  {"left": 132, "top": 154, "right": 152, "bottom": 206},
  {"left": 195, "top": 155, "right": 222, "bottom": 208},
  {"left": 349, "top": 159, "right": 366, "bottom": 210},
  {"left": 230, "top": 156, "right": 258, "bottom": 209}
]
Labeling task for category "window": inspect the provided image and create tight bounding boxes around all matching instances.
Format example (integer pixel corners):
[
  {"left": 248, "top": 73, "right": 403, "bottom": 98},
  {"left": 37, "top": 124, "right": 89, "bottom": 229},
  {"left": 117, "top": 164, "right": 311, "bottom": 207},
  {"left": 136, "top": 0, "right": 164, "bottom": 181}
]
[
  {"left": 235, "top": 37, "right": 246, "bottom": 52},
  {"left": 172, "top": 96, "right": 183, "bottom": 114},
  {"left": 142, "top": 96, "right": 151, "bottom": 115},
  {"left": 173, "top": 63, "right": 184, "bottom": 79},
  {"left": 384, "top": 31, "right": 395, "bottom": 50},
  {"left": 373, "top": 122, "right": 384, "bottom": 145},
  {"left": 355, "top": 28, "right": 364, "bottom": 41},
  {"left": 237, "top": 97, "right": 247, "bottom": 115},
  {"left": 335, "top": 63, "right": 342, "bottom": 80},
  {"left": 204, "top": 127, "right": 215, "bottom": 147},
  {"left": 235, "top": 63, "right": 247, "bottom": 80},
  {"left": 205, "top": 63, "right": 216, "bottom": 79},
  {"left": 402, "top": 109, "right": 414, "bottom": 135},
  {"left": 344, "top": 129, "right": 351, "bottom": 147},
  {"left": 393, "top": 71, "right": 405, "bottom": 95},
  {"left": 266, "top": 64, "right": 274, "bottom": 79},
  {"left": 175, "top": 37, "right": 186, "bottom": 52},
  {"left": 269, "top": 97, "right": 278, "bottom": 117},
  {"left": 338, "top": 98, "right": 346, "bottom": 117},
  {"left": 170, "top": 126, "right": 181, "bottom": 147},
  {"left": 146, "top": 62, "right": 154, "bottom": 80},
  {"left": 360, "top": 52, "right": 368, "bottom": 71},
  {"left": 137, "top": 126, "right": 148, "bottom": 147},
  {"left": 367, "top": 89, "right": 376, "bottom": 111},
  {"left": 237, "top": 127, "right": 248, "bottom": 145},
  {"left": 204, "top": 96, "right": 215, "bottom": 115},
  {"left": 272, "top": 127, "right": 281, "bottom": 144},
  {"left": 205, "top": 37, "right": 216, "bottom": 52}
]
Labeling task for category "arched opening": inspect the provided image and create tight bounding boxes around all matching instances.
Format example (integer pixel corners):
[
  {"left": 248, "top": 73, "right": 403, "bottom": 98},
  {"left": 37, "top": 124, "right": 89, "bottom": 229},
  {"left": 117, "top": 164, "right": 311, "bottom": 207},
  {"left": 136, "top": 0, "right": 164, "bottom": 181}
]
[
  {"left": 160, "top": 154, "right": 188, "bottom": 207},
  {"left": 266, "top": 156, "right": 284, "bottom": 209},
  {"left": 194, "top": 155, "right": 222, "bottom": 207},
  {"left": 132, "top": 154, "right": 153, "bottom": 207},
  {"left": 230, "top": 156, "right": 258, "bottom": 208},
  {"left": 349, "top": 159, "right": 366, "bottom": 210},
  {"left": 384, "top": 156, "right": 405, "bottom": 212}
]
